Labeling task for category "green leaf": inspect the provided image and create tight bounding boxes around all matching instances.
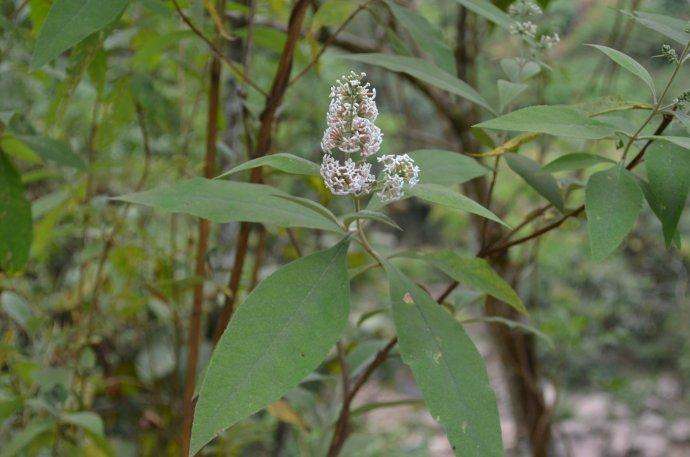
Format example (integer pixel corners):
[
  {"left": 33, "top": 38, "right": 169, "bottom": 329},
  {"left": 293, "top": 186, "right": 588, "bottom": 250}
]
[
  {"left": 410, "top": 183, "right": 509, "bottom": 227},
  {"left": 342, "top": 210, "right": 402, "bottom": 231},
  {"left": 500, "top": 58, "right": 541, "bottom": 83},
  {"left": 340, "top": 53, "right": 495, "bottom": 113},
  {"left": 0, "top": 135, "right": 42, "bottom": 164},
  {"left": 497, "top": 79, "right": 528, "bottom": 113},
  {"left": 384, "top": 262, "right": 504, "bottom": 456},
  {"left": 586, "top": 167, "right": 644, "bottom": 261},
  {"left": 385, "top": 0, "right": 455, "bottom": 73},
  {"left": 475, "top": 105, "right": 616, "bottom": 139},
  {"left": 0, "top": 419, "right": 55, "bottom": 457},
  {"left": 0, "top": 153, "right": 32, "bottom": 273},
  {"left": 216, "top": 153, "right": 320, "bottom": 178},
  {"left": 543, "top": 152, "right": 615, "bottom": 173},
  {"left": 504, "top": 153, "right": 564, "bottom": 212},
  {"left": 461, "top": 316, "right": 553, "bottom": 348},
  {"left": 587, "top": 45, "right": 655, "bottom": 99},
  {"left": 191, "top": 239, "right": 351, "bottom": 455},
  {"left": 407, "top": 149, "right": 489, "bottom": 186},
  {"left": 403, "top": 250, "right": 526, "bottom": 314},
  {"left": 1, "top": 292, "right": 32, "bottom": 331},
  {"left": 449, "top": 0, "right": 511, "bottom": 29},
  {"left": 16, "top": 135, "right": 86, "bottom": 170},
  {"left": 270, "top": 194, "right": 342, "bottom": 229},
  {"left": 648, "top": 135, "right": 690, "bottom": 150},
  {"left": 645, "top": 141, "right": 690, "bottom": 246},
  {"left": 622, "top": 11, "right": 689, "bottom": 45},
  {"left": 61, "top": 411, "right": 104, "bottom": 436},
  {"left": 115, "top": 178, "right": 343, "bottom": 232},
  {"left": 31, "top": 0, "right": 130, "bottom": 69}
]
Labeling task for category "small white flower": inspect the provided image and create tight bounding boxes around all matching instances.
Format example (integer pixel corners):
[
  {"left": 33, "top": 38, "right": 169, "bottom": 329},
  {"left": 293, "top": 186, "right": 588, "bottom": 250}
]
[
  {"left": 510, "top": 20, "right": 538, "bottom": 38},
  {"left": 509, "top": 0, "right": 542, "bottom": 18},
  {"left": 320, "top": 154, "right": 375, "bottom": 196},
  {"left": 376, "top": 154, "right": 420, "bottom": 202},
  {"left": 539, "top": 33, "right": 560, "bottom": 49},
  {"left": 321, "top": 116, "right": 383, "bottom": 157},
  {"left": 377, "top": 174, "right": 405, "bottom": 203},
  {"left": 322, "top": 71, "right": 381, "bottom": 156},
  {"left": 378, "top": 154, "right": 420, "bottom": 186}
]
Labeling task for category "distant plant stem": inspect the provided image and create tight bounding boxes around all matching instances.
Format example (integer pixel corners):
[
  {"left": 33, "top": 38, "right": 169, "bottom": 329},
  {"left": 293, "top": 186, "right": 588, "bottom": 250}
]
[
  {"left": 181, "top": 0, "right": 224, "bottom": 453},
  {"left": 212, "top": 0, "right": 311, "bottom": 343}
]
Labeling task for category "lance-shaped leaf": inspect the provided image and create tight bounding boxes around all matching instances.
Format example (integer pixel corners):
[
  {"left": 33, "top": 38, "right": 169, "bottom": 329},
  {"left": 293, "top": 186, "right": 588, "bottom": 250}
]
[
  {"left": 410, "top": 183, "right": 509, "bottom": 227},
  {"left": 407, "top": 149, "right": 489, "bottom": 186},
  {"left": 648, "top": 135, "right": 690, "bottom": 150},
  {"left": 497, "top": 80, "right": 528, "bottom": 113},
  {"left": 115, "top": 178, "right": 343, "bottom": 232},
  {"left": 504, "top": 153, "right": 564, "bottom": 212},
  {"left": 645, "top": 142, "right": 690, "bottom": 246},
  {"left": 385, "top": 0, "right": 455, "bottom": 73},
  {"left": 384, "top": 262, "right": 503, "bottom": 456},
  {"left": 543, "top": 152, "right": 614, "bottom": 173},
  {"left": 586, "top": 166, "right": 643, "bottom": 261},
  {"left": 401, "top": 251, "right": 526, "bottom": 314},
  {"left": 340, "top": 53, "right": 494, "bottom": 113},
  {"left": 587, "top": 45, "right": 655, "bottom": 99},
  {"left": 31, "top": 0, "right": 130, "bottom": 69},
  {"left": 216, "top": 153, "right": 320, "bottom": 178},
  {"left": 15, "top": 135, "right": 86, "bottom": 170},
  {"left": 0, "top": 153, "right": 32, "bottom": 273},
  {"left": 622, "top": 11, "right": 690, "bottom": 45},
  {"left": 475, "top": 105, "right": 616, "bottom": 139},
  {"left": 449, "top": 0, "right": 511, "bottom": 29},
  {"left": 191, "top": 239, "right": 351, "bottom": 455}
]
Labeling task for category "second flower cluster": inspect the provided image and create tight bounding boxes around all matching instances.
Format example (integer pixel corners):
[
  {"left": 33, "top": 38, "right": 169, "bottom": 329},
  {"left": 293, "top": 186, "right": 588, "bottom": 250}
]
[{"left": 319, "top": 71, "right": 419, "bottom": 203}]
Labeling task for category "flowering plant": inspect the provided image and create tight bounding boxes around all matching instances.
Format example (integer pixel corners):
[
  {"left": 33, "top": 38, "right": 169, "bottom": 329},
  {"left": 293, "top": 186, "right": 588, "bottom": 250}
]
[{"left": 5, "top": 0, "right": 689, "bottom": 455}]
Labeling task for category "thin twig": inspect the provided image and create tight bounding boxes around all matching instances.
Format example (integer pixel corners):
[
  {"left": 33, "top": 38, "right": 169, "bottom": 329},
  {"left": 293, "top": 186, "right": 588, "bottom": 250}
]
[
  {"left": 181, "top": 1, "right": 225, "bottom": 452},
  {"left": 289, "top": 0, "right": 374, "bottom": 85},
  {"left": 170, "top": 0, "right": 267, "bottom": 97},
  {"left": 211, "top": 0, "right": 311, "bottom": 343}
]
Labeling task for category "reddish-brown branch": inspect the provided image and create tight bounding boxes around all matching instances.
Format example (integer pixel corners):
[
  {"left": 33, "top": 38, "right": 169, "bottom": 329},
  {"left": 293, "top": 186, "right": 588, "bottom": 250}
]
[
  {"left": 170, "top": 0, "right": 266, "bottom": 97},
  {"left": 211, "top": 0, "right": 311, "bottom": 343},
  {"left": 327, "top": 337, "right": 398, "bottom": 456},
  {"left": 289, "top": 0, "right": 374, "bottom": 85},
  {"left": 181, "top": 1, "right": 224, "bottom": 453},
  {"left": 212, "top": 221, "right": 251, "bottom": 344}
]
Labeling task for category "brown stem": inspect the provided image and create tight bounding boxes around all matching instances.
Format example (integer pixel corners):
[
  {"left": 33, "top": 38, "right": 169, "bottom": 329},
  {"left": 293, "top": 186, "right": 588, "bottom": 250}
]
[
  {"left": 170, "top": 0, "right": 266, "bottom": 97},
  {"left": 211, "top": 0, "right": 311, "bottom": 343},
  {"left": 181, "top": 1, "right": 224, "bottom": 453},
  {"left": 289, "top": 0, "right": 374, "bottom": 85},
  {"left": 327, "top": 337, "right": 398, "bottom": 457},
  {"left": 212, "top": 221, "right": 251, "bottom": 344}
]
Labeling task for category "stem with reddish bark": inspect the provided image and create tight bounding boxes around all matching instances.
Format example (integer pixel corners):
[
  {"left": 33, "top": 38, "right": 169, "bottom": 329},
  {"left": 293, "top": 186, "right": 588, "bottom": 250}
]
[
  {"left": 212, "top": 0, "right": 311, "bottom": 343},
  {"left": 181, "top": 1, "right": 224, "bottom": 453}
]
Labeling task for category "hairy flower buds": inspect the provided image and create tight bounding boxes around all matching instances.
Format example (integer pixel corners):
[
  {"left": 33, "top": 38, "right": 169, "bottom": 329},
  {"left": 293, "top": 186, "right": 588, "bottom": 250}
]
[
  {"left": 376, "top": 154, "right": 420, "bottom": 203},
  {"left": 319, "top": 72, "right": 419, "bottom": 201},
  {"left": 320, "top": 154, "right": 375, "bottom": 196},
  {"left": 321, "top": 71, "right": 382, "bottom": 156},
  {"left": 509, "top": 0, "right": 542, "bottom": 17}
]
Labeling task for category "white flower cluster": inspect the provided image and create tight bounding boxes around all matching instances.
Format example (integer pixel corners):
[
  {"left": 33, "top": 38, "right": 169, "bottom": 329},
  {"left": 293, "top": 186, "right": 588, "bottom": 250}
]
[
  {"left": 377, "top": 154, "right": 420, "bottom": 202},
  {"left": 508, "top": 0, "right": 542, "bottom": 17},
  {"left": 319, "top": 72, "right": 419, "bottom": 203},
  {"left": 320, "top": 154, "right": 375, "bottom": 196},
  {"left": 509, "top": 21, "right": 538, "bottom": 39},
  {"left": 539, "top": 33, "right": 560, "bottom": 49},
  {"left": 321, "top": 71, "right": 382, "bottom": 157},
  {"left": 508, "top": 0, "right": 559, "bottom": 51}
]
